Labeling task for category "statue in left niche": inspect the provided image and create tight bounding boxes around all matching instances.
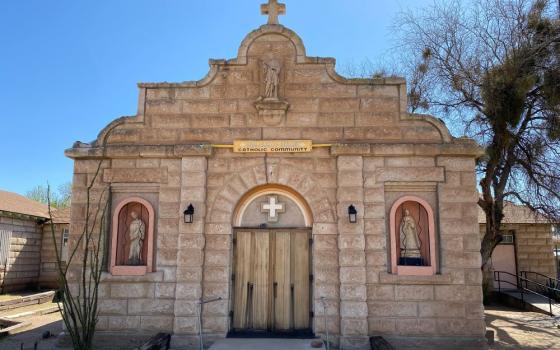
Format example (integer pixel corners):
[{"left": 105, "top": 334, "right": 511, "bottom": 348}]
[{"left": 127, "top": 211, "right": 145, "bottom": 265}]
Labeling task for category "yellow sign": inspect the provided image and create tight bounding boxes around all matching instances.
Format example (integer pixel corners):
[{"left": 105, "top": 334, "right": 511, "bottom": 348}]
[{"left": 233, "top": 140, "right": 313, "bottom": 153}]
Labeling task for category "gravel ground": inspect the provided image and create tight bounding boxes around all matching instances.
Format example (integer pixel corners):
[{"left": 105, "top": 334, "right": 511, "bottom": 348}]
[{"left": 1, "top": 304, "right": 559, "bottom": 349}]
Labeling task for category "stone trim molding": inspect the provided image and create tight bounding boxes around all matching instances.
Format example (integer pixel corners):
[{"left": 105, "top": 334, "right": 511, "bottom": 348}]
[
  {"left": 402, "top": 113, "right": 452, "bottom": 143},
  {"left": 232, "top": 184, "right": 313, "bottom": 227},
  {"left": 66, "top": 141, "right": 483, "bottom": 160},
  {"left": 206, "top": 164, "right": 336, "bottom": 228},
  {"left": 389, "top": 195, "right": 437, "bottom": 276},
  {"left": 65, "top": 143, "right": 213, "bottom": 159},
  {"left": 110, "top": 196, "right": 155, "bottom": 276}
]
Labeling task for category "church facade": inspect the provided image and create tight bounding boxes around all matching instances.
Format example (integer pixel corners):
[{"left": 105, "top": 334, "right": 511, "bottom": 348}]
[{"left": 66, "top": 2, "right": 486, "bottom": 348}]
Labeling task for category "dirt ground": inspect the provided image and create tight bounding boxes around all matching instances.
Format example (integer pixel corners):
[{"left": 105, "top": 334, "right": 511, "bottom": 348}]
[
  {"left": 1, "top": 304, "right": 559, "bottom": 349},
  {"left": 486, "top": 305, "right": 560, "bottom": 350},
  {"left": 0, "top": 312, "right": 62, "bottom": 350}
]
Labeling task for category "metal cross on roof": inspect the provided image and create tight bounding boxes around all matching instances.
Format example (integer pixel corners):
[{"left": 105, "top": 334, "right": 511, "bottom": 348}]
[{"left": 261, "top": 0, "right": 286, "bottom": 25}]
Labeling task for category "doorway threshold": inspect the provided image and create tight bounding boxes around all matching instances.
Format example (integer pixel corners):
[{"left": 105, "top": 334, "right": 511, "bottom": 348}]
[{"left": 227, "top": 329, "right": 315, "bottom": 339}]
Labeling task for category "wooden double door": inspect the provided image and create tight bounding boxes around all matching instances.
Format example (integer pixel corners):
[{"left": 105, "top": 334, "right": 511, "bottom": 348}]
[{"left": 232, "top": 229, "right": 311, "bottom": 333}]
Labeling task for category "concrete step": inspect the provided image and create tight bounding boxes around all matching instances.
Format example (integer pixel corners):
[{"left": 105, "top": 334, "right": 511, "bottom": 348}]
[
  {"left": 2, "top": 304, "right": 60, "bottom": 320},
  {"left": 0, "top": 290, "right": 56, "bottom": 312},
  {"left": 2, "top": 303, "right": 60, "bottom": 319},
  {"left": 209, "top": 338, "right": 325, "bottom": 350},
  {"left": 0, "top": 317, "right": 31, "bottom": 335},
  {"left": 501, "top": 290, "right": 560, "bottom": 315}
]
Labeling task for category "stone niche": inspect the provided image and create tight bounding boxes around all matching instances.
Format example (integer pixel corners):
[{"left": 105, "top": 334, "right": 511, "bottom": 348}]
[
  {"left": 389, "top": 195, "right": 437, "bottom": 275},
  {"left": 110, "top": 197, "right": 155, "bottom": 276}
]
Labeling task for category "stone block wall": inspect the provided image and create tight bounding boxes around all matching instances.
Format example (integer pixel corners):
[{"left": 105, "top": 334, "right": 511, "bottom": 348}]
[
  {"left": 0, "top": 215, "right": 42, "bottom": 292},
  {"left": 39, "top": 222, "right": 68, "bottom": 289},
  {"left": 70, "top": 158, "right": 176, "bottom": 333},
  {"left": 68, "top": 153, "right": 485, "bottom": 344},
  {"left": 360, "top": 155, "right": 485, "bottom": 337},
  {"left": 513, "top": 223, "right": 556, "bottom": 277},
  {"left": 337, "top": 156, "right": 368, "bottom": 349}
]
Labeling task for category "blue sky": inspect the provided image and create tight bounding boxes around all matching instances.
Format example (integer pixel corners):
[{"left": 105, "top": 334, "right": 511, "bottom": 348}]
[{"left": 0, "top": 0, "right": 433, "bottom": 196}]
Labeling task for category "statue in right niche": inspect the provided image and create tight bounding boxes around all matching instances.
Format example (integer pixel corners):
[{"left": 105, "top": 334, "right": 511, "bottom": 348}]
[{"left": 399, "top": 209, "right": 422, "bottom": 259}]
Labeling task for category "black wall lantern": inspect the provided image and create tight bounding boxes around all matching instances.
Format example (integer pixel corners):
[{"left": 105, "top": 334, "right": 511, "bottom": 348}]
[
  {"left": 183, "top": 204, "right": 195, "bottom": 223},
  {"left": 348, "top": 204, "right": 357, "bottom": 223}
]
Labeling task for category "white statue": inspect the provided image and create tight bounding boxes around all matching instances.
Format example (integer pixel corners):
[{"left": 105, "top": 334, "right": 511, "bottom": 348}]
[
  {"left": 128, "top": 211, "right": 145, "bottom": 265},
  {"left": 263, "top": 61, "right": 280, "bottom": 99},
  {"left": 399, "top": 209, "right": 421, "bottom": 258}
]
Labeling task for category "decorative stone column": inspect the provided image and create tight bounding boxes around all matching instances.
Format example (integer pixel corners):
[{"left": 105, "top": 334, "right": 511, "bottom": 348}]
[
  {"left": 172, "top": 156, "right": 208, "bottom": 348},
  {"left": 337, "top": 156, "right": 369, "bottom": 349}
]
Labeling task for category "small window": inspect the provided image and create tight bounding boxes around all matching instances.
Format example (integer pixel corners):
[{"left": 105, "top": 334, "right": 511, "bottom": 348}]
[
  {"left": 0, "top": 230, "right": 12, "bottom": 266},
  {"left": 62, "top": 228, "right": 69, "bottom": 247},
  {"left": 501, "top": 232, "right": 514, "bottom": 244},
  {"left": 61, "top": 227, "right": 70, "bottom": 262}
]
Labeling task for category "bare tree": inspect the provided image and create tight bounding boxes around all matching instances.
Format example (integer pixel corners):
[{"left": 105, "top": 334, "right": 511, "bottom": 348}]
[
  {"left": 391, "top": 0, "right": 560, "bottom": 272},
  {"left": 46, "top": 164, "right": 108, "bottom": 350}
]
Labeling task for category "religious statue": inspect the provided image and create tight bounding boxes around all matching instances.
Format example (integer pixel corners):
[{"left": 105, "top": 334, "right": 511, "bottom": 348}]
[
  {"left": 263, "top": 61, "right": 280, "bottom": 99},
  {"left": 399, "top": 209, "right": 421, "bottom": 258},
  {"left": 127, "top": 211, "right": 145, "bottom": 265}
]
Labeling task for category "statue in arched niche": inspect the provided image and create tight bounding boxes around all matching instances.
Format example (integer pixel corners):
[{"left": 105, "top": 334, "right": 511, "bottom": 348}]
[
  {"left": 263, "top": 61, "right": 281, "bottom": 100},
  {"left": 127, "top": 211, "right": 145, "bottom": 265},
  {"left": 399, "top": 209, "right": 421, "bottom": 259}
]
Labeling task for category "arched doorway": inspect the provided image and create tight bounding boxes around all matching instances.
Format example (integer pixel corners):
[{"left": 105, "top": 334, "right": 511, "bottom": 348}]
[{"left": 230, "top": 185, "right": 313, "bottom": 336}]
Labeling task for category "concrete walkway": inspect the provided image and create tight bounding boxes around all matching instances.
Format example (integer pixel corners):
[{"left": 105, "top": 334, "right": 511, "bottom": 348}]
[
  {"left": 486, "top": 304, "right": 560, "bottom": 349},
  {"left": 503, "top": 290, "right": 560, "bottom": 315},
  {"left": 209, "top": 338, "right": 325, "bottom": 350}
]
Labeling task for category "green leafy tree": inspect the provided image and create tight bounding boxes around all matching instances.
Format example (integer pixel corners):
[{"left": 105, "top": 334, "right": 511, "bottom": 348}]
[
  {"left": 26, "top": 182, "right": 72, "bottom": 208},
  {"left": 393, "top": 0, "right": 560, "bottom": 271}
]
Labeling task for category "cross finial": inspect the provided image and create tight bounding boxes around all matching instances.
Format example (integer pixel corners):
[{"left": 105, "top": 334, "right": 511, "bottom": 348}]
[{"left": 261, "top": 0, "right": 286, "bottom": 25}]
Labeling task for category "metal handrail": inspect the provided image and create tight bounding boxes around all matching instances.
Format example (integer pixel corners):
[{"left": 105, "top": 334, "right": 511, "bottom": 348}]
[
  {"left": 493, "top": 270, "right": 558, "bottom": 315},
  {"left": 521, "top": 271, "right": 560, "bottom": 285},
  {"left": 197, "top": 297, "right": 222, "bottom": 350},
  {"left": 520, "top": 271, "right": 560, "bottom": 295}
]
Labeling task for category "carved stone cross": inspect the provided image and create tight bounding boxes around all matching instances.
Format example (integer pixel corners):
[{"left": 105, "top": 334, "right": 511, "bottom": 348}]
[
  {"left": 261, "top": 0, "right": 286, "bottom": 25},
  {"left": 261, "top": 195, "right": 285, "bottom": 222}
]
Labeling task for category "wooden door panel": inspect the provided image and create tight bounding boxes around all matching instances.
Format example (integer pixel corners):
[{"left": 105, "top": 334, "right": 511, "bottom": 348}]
[
  {"left": 292, "top": 232, "right": 310, "bottom": 329},
  {"left": 252, "top": 231, "right": 270, "bottom": 329},
  {"left": 274, "top": 232, "right": 291, "bottom": 330},
  {"left": 232, "top": 229, "right": 311, "bottom": 332},
  {"left": 233, "top": 231, "right": 252, "bottom": 329}
]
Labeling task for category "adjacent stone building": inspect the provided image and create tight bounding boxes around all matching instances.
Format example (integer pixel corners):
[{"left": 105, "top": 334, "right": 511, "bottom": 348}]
[
  {"left": 65, "top": 2, "right": 488, "bottom": 348},
  {"left": 481, "top": 203, "right": 558, "bottom": 289},
  {"left": 0, "top": 190, "right": 69, "bottom": 292}
]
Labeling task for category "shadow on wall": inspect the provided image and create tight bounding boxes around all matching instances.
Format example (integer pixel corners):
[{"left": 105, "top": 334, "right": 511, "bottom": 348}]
[{"left": 0, "top": 215, "right": 67, "bottom": 294}]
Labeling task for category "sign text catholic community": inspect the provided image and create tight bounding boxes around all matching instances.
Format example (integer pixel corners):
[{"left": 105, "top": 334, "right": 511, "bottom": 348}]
[{"left": 233, "top": 140, "right": 313, "bottom": 153}]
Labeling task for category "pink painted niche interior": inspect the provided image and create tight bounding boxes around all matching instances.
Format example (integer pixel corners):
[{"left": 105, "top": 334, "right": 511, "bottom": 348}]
[
  {"left": 110, "top": 197, "right": 155, "bottom": 276},
  {"left": 389, "top": 196, "right": 437, "bottom": 276}
]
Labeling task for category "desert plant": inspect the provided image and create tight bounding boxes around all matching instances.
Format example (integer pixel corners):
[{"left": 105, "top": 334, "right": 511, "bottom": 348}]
[{"left": 46, "top": 163, "right": 109, "bottom": 350}]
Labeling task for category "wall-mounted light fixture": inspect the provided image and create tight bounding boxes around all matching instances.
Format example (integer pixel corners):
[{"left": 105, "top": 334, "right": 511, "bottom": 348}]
[
  {"left": 348, "top": 204, "right": 357, "bottom": 223},
  {"left": 183, "top": 204, "right": 195, "bottom": 223}
]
